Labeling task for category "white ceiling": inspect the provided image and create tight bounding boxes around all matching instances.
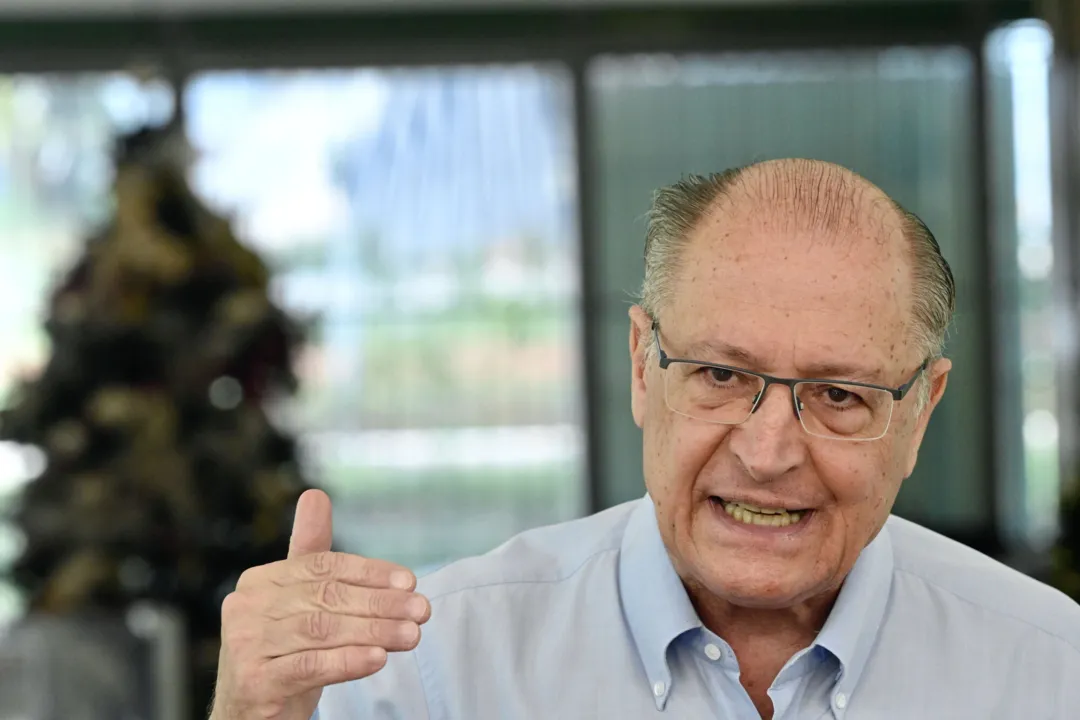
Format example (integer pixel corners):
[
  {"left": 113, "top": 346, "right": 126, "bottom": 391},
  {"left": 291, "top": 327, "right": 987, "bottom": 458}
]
[{"left": 0, "top": 0, "right": 924, "bottom": 18}]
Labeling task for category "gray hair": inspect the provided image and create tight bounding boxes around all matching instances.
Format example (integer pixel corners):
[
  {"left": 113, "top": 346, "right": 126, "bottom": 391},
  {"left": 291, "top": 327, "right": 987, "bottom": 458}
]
[{"left": 640, "top": 165, "right": 955, "bottom": 413}]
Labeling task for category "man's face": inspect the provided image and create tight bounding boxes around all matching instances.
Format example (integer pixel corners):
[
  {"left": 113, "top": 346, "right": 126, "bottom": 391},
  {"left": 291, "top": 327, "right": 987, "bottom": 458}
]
[{"left": 629, "top": 204, "right": 951, "bottom": 609}]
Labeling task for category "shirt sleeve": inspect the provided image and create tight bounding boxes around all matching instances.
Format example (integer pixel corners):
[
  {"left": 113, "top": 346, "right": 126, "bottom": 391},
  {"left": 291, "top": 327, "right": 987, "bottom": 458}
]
[{"left": 314, "top": 649, "right": 431, "bottom": 720}]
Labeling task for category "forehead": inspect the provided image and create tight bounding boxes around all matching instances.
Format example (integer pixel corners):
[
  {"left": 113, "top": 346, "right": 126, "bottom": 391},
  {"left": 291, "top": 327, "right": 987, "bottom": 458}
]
[{"left": 666, "top": 206, "right": 914, "bottom": 372}]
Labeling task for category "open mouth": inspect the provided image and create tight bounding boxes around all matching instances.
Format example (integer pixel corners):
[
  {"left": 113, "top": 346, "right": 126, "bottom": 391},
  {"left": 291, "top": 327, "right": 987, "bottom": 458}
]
[{"left": 710, "top": 496, "right": 811, "bottom": 528}]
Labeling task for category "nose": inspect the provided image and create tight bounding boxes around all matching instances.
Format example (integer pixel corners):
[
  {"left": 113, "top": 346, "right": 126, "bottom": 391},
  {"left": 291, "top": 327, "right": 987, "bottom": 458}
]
[{"left": 727, "top": 382, "right": 807, "bottom": 482}]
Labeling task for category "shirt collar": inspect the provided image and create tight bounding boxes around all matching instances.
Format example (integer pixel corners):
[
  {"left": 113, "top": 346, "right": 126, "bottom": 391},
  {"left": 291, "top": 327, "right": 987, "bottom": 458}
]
[
  {"left": 619, "top": 495, "right": 701, "bottom": 709},
  {"left": 812, "top": 521, "right": 895, "bottom": 700},
  {"left": 618, "top": 494, "right": 896, "bottom": 709}
]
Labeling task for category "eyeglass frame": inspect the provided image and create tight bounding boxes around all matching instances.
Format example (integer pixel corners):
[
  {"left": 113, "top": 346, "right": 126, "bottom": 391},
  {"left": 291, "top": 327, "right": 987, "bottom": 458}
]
[{"left": 651, "top": 322, "right": 930, "bottom": 441}]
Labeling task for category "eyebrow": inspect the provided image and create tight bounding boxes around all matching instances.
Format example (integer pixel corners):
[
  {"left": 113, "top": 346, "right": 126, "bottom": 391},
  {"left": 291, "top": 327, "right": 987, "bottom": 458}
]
[
  {"left": 679, "top": 339, "right": 886, "bottom": 384},
  {"left": 796, "top": 362, "right": 886, "bottom": 385},
  {"left": 682, "top": 338, "right": 763, "bottom": 368}
]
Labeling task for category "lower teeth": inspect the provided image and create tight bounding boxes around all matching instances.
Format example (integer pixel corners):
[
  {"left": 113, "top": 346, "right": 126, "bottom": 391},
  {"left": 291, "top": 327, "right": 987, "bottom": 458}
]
[{"left": 719, "top": 500, "right": 803, "bottom": 527}]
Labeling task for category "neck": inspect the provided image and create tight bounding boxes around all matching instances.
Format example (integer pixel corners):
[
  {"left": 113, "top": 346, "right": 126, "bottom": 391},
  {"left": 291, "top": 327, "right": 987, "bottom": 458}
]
[
  {"left": 689, "top": 582, "right": 839, "bottom": 676},
  {"left": 688, "top": 585, "right": 838, "bottom": 645},
  {"left": 684, "top": 584, "right": 841, "bottom": 719}
]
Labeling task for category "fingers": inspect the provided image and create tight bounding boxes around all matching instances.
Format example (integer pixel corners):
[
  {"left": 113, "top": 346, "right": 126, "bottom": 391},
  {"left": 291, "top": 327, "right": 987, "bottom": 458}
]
[
  {"left": 264, "top": 646, "right": 389, "bottom": 696},
  {"left": 222, "top": 581, "right": 430, "bottom": 659},
  {"left": 265, "top": 613, "right": 422, "bottom": 657},
  {"left": 288, "top": 489, "right": 334, "bottom": 558},
  {"left": 265, "top": 582, "right": 431, "bottom": 624},
  {"left": 237, "top": 551, "right": 416, "bottom": 591}
]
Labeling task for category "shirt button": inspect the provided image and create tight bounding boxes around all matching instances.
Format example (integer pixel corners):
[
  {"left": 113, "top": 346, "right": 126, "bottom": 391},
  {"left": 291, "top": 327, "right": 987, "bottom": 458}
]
[
  {"left": 653, "top": 681, "right": 666, "bottom": 697},
  {"left": 835, "top": 692, "right": 848, "bottom": 709},
  {"left": 703, "top": 643, "right": 722, "bottom": 661}
]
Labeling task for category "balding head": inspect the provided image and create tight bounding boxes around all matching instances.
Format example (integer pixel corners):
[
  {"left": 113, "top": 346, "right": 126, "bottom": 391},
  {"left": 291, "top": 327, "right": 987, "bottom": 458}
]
[
  {"left": 641, "top": 159, "right": 955, "bottom": 371},
  {"left": 630, "top": 159, "right": 957, "bottom": 616},
  {"left": 720, "top": 159, "right": 888, "bottom": 240}
]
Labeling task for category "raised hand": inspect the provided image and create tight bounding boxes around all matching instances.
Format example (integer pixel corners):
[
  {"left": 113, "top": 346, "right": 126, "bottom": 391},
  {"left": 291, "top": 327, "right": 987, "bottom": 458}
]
[{"left": 210, "top": 489, "right": 430, "bottom": 719}]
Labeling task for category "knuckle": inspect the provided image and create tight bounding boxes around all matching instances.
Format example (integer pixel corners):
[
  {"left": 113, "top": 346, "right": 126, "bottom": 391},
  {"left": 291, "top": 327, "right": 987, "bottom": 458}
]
[
  {"left": 367, "top": 620, "right": 396, "bottom": 646},
  {"left": 290, "top": 650, "right": 321, "bottom": 682},
  {"left": 367, "top": 590, "right": 395, "bottom": 617},
  {"left": 305, "top": 551, "right": 338, "bottom": 578},
  {"left": 341, "top": 647, "right": 368, "bottom": 679},
  {"left": 305, "top": 611, "right": 337, "bottom": 641},
  {"left": 315, "top": 580, "right": 346, "bottom": 610},
  {"left": 355, "top": 559, "right": 380, "bottom": 585}
]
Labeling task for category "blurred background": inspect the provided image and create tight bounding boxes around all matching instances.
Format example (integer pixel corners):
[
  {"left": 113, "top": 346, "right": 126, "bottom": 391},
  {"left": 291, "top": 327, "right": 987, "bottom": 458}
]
[{"left": 0, "top": 0, "right": 1078, "bottom": 716}]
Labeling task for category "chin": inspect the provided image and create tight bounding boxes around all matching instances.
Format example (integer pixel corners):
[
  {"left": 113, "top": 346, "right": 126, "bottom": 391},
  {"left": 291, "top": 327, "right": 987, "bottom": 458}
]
[
  {"left": 709, "top": 582, "right": 812, "bottom": 609},
  {"left": 693, "top": 561, "right": 824, "bottom": 609}
]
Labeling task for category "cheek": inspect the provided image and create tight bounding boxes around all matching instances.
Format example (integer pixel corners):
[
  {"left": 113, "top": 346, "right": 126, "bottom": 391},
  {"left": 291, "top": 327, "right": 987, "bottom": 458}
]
[
  {"left": 810, "top": 446, "right": 899, "bottom": 570},
  {"left": 813, "top": 443, "right": 903, "bottom": 520},
  {"left": 643, "top": 407, "right": 727, "bottom": 511}
]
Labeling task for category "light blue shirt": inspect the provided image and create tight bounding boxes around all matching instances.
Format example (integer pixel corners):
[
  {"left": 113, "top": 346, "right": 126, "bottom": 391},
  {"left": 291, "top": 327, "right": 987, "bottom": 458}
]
[{"left": 317, "top": 495, "right": 1080, "bottom": 719}]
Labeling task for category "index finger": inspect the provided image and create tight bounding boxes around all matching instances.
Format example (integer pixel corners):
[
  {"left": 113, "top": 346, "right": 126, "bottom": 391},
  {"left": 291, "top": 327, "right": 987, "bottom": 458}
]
[{"left": 237, "top": 551, "right": 416, "bottom": 591}]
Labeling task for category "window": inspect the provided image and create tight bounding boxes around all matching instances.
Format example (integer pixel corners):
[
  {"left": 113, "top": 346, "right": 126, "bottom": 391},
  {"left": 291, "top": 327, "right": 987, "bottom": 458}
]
[{"left": 185, "top": 65, "right": 586, "bottom": 569}]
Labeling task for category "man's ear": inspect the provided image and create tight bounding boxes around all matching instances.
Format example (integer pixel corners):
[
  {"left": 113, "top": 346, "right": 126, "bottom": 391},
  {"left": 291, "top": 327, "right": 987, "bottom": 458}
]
[
  {"left": 904, "top": 357, "right": 951, "bottom": 477},
  {"left": 629, "top": 305, "right": 653, "bottom": 429}
]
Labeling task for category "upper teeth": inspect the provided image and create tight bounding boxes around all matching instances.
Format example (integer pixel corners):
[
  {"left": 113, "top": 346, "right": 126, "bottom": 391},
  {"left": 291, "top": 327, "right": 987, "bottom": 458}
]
[
  {"left": 721, "top": 500, "right": 804, "bottom": 527},
  {"left": 734, "top": 501, "right": 783, "bottom": 514}
]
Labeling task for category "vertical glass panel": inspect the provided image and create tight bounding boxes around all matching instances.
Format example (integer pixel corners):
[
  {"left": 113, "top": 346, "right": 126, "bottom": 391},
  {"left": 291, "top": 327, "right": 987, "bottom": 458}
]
[
  {"left": 185, "top": 65, "right": 586, "bottom": 570},
  {"left": 588, "top": 49, "right": 990, "bottom": 538},
  {"left": 987, "top": 21, "right": 1059, "bottom": 550}
]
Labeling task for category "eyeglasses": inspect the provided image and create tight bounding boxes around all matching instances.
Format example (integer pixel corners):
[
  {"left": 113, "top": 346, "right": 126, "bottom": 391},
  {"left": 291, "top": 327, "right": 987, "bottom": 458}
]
[{"left": 652, "top": 323, "right": 928, "bottom": 442}]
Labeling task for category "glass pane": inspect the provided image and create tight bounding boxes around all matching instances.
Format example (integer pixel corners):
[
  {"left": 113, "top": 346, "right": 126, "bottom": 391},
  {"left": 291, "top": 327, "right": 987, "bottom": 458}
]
[
  {"left": 0, "top": 73, "right": 170, "bottom": 624},
  {"left": 986, "top": 21, "right": 1058, "bottom": 550},
  {"left": 185, "top": 65, "right": 586, "bottom": 570},
  {"left": 588, "top": 49, "right": 989, "bottom": 536}
]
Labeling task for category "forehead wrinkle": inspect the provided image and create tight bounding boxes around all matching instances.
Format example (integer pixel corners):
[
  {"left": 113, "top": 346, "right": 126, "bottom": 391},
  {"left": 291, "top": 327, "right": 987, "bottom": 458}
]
[
  {"left": 677, "top": 336, "right": 766, "bottom": 369},
  {"left": 669, "top": 296, "right": 900, "bottom": 374},
  {"left": 718, "top": 160, "right": 894, "bottom": 242},
  {"left": 697, "top": 162, "right": 911, "bottom": 273},
  {"left": 790, "top": 324, "right": 893, "bottom": 385},
  {"left": 668, "top": 264, "right": 908, "bottom": 378}
]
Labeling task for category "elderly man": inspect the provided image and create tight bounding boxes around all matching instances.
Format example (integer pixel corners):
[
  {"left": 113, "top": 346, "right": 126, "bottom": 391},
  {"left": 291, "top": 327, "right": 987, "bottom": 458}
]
[{"left": 211, "top": 160, "right": 1080, "bottom": 720}]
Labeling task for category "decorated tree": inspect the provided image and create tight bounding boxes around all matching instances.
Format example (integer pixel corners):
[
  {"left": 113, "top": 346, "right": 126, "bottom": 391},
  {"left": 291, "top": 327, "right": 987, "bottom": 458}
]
[{"left": 0, "top": 123, "right": 311, "bottom": 715}]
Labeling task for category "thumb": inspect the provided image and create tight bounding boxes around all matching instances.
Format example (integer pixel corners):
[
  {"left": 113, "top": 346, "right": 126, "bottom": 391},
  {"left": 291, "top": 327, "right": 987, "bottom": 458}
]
[{"left": 288, "top": 488, "right": 333, "bottom": 558}]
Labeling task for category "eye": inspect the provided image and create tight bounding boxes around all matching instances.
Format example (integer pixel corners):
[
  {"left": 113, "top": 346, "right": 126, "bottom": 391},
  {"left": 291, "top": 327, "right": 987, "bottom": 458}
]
[
  {"left": 827, "top": 386, "right": 853, "bottom": 404},
  {"left": 820, "top": 385, "right": 870, "bottom": 408},
  {"left": 706, "top": 368, "right": 735, "bottom": 384}
]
